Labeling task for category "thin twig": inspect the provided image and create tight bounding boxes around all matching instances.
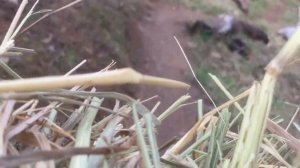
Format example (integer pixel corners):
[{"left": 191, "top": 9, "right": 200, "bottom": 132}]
[
  {"left": 9, "top": 0, "right": 40, "bottom": 41},
  {"left": 64, "top": 59, "right": 86, "bottom": 76},
  {"left": 0, "top": 60, "right": 22, "bottom": 79},
  {"left": 173, "top": 36, "right": 219, "bottom": 112},
  {"left": 286, "top": 107, "right": 300, "bottom": 131},
  {"left": 1, "top": 0, "right": 28, "bottom": 45}
]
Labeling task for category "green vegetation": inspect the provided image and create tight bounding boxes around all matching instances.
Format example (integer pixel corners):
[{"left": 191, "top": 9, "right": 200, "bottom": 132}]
[
  {"left": 196, "top": 66, "right": 239, "bottom": 104},
  {"left": 65, "top": 51, "right": 79, "bottom": 67},
  {"left": 188, "top": 1, "right": 227, "bottom": 15},
  {"left": 283, "top": 7, "right": 299, "bottom": 24},
  {"left": 80, "top": 2, "right": 130, "bottom": 66},
  {"left": 248, "top": 0, "right": 269, "bottom": 18}
]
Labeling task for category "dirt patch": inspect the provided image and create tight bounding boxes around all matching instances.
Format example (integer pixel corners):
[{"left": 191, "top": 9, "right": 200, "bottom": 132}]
[
  {"left": 127, "top": 1, "right": 212, "bottom": 145},
  {"left": 127, "top": 0, "right": 300, "bottom": 141}
]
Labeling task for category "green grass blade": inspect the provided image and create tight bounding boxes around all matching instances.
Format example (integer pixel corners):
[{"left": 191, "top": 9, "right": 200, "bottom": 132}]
[
  {"left": 145, "top": 113, "right": 161, "bottom": 168},
  {"left": 69, "top": 97, "right": 103, "bottom": 168},
  {"left": 205, "top": 109, "right": 230, "bottom": 168},
  {"left": 132, "top": 103, "right": 152, "bottom": 168}
]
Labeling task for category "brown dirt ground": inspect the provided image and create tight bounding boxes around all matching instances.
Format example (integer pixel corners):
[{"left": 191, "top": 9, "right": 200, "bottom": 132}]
[
  {"left": 124, "top": 0, "right": 300, "bottom": 140},
  {"left": 127, "top": 1, "right": 210, "bottom": 145}
]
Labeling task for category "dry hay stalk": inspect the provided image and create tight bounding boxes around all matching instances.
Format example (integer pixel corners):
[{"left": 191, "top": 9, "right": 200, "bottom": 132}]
[
  {"left": 230, "top": 26, "right": 300, "bottom": 168},
  {"left": 0, "top": 68, "right": 190, "bottom": 92}
]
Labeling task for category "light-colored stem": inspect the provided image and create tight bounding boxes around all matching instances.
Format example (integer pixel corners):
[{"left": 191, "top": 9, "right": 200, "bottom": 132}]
[
  {"left": 297, "top": 6, "right": 300, "bottom": 26},
  {"left": 0, "top": 68, "right": 190, "bottom": 92},
  {"left": 0, "top": 60, "right": 21, "bottom": 79},
  {"left": 157, "top": 95, "right": 191, "bottom": 122},
  {"left": 1, "top": 0, "right": 28, "bottom": 46},
  {"left": 69, "top": 97, "right": 103, "bottom": 168},
  {"left": 230, "top": 24, "right": 300, "bottom": 168},
  {"left": 9, "top": 0, "right": 40, "bottom": 41}
]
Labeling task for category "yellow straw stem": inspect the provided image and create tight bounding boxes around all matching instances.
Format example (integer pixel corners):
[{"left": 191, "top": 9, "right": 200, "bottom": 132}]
[{"left": 0, "top": 68, "right": 190, "bottom": 92}]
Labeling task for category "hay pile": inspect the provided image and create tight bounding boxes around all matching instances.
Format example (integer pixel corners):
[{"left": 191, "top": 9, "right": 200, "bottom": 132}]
[{"left": 0, "top": 1, "right": 299, "bottom": 167}]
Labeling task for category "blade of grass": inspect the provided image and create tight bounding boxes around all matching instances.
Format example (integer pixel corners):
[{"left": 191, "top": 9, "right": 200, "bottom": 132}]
[
  {"left": 197, "top": 99, "right": 203, "bottom": 121},
  {"left": 157, "top": 95, "right": 191, "bottom": 122},
  {"left": 208, "top": 73, "right": 245, "bottom": 127},
  {"left": 132, "top": 103, "right": 152, "bottom": 168},
  {"left": 180, "top": 131, "right": 211, "bottom": 157},
  {"left": 69, "top": 97, "right": 103, "bottom": 168},
  {"left": 88, "top": 110, "right": 125, "bottom": 167},
  {"left": 204, "top": 109, "right": 230, "bottom": 168},
  {"left": 145, "top": 113, "right": 161, "bottom": 168},
  {"left": 0, "top": 100, "right": 15, "bottom": 155}
]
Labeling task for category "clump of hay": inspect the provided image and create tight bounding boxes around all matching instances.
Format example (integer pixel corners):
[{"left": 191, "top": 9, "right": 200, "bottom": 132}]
[{"left": 0, "top": 1, "right": 299, "bottom": 168}]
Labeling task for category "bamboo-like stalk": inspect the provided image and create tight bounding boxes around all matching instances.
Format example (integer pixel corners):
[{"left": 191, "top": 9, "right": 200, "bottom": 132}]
[
  {"left": 132, "top": 103, "right": 152, "bottom": 168},
  {"left": 0, "top": 68, "right": 190, "bottom": 92},
  {"left": 230, "top": 26, "right": 300, "bottom": 168},
  {"left": 230, "top": 83, "right": 260, "bottom": 168}
]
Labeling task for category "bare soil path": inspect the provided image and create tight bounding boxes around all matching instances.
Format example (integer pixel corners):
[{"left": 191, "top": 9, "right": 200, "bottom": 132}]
[{"left": 128, "top": 1, "right": 210, "bottom": 145}]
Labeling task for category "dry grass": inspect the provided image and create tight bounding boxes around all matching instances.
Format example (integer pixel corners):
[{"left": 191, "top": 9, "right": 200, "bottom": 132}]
[{"left": 0, "top": 1, "right": 299, "bottom": 168}]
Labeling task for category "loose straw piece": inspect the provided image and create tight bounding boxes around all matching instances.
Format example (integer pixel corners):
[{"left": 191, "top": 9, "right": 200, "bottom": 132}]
[
  {"left": 1, "top": 0, "right": 28, "bottom": 46},
  {"left": 0, "top": 68, "right": 190, "bottom": 92}
]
